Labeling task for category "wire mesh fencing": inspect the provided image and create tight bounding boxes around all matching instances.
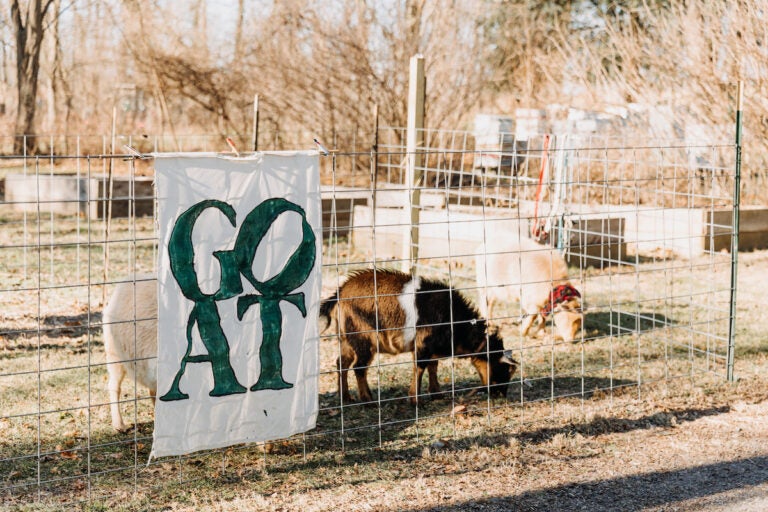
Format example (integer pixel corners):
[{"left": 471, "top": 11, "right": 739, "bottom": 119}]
[
  {"left": 0, "top": 131, "right": 740, "bottom": 507},
  {"left": 0, "top": 129, "right": 374, "bottom": 159}
]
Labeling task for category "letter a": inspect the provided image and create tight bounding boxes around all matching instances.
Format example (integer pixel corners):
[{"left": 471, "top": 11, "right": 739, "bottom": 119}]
[{"left": 160, "top": 200, "right": 247, "bottom": 401}]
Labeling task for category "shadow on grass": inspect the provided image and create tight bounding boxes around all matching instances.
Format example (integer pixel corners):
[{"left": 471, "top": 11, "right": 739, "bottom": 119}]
[
  {"left": 249, "top": 402, "right": 732, "bottom": 494},
  {"left": 0, "top": 395, "right": 732, "bottom": 506},
  {"left": 311, "top": 381, "right": 494, "bottom": 452},
  {"left": 507, "top": 375, "right": 638, "bottom": 403},
  {"left": 0, "top": 418, "right": 155, "bottom": 504},
  {"left": 583, "top": 310, "right": 675, "bottom": 339},
  {"left": 310, "top": 375, "right": 640, "bottom": 452},
  {"left": 0, "top": 312, "right": 102, "bottom": 355},
  {"left": 411, "top": 454, "right": 767, "bottom": 512},
  {"left": 736, "top": 341, "right": 768, "bottom": 358},
  {"left": 514, "top": 403, "right": 730, "bottom": 444}
]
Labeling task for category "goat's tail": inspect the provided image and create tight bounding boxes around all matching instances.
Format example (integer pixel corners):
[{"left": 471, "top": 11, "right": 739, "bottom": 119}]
[{"left": 318, "top": 292, "right": 339, "bottom": 334}]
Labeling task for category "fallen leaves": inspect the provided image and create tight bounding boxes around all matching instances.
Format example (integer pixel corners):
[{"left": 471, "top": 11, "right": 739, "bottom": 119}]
[
  {"left": 61, "top": 449, "right": 81, "bottom": 460},
  {"left": 56, "top": 437, "right": 80, "bottom": 460},
  {"left": 451, "top": 404, "right": 467, "bottom": 416}
]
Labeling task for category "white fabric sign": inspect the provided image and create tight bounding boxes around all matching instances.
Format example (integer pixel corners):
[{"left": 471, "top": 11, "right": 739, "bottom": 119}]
[{"left": 152, "top": 152, "right": 321, "bottom": 458}]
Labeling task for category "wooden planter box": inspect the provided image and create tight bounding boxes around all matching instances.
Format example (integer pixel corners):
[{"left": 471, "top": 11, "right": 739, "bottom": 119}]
[
  {"left": 4, "top": 173, "right": 153, "bottom": 218},
  {"left": 552, "top": 216, "right": 626, "bottom": 268},
  {"left": 622, "top": 206, "right": 768, "bottom": 258},
  {"left": 706, "top": 206, "right": 768, "bottom": 253},
  {"left": 320, "top": 186, "right": 370, "bottom": 239}
]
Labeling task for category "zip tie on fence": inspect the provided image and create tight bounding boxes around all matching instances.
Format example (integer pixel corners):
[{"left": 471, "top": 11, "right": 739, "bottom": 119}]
[{"left": 226, "top": 137, "right": 240, "bottom": 157}]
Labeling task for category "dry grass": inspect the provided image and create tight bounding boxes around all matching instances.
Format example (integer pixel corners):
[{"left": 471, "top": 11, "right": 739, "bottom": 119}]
[{"left": 0, "top": 211, "right": 766, "bottom": 511}]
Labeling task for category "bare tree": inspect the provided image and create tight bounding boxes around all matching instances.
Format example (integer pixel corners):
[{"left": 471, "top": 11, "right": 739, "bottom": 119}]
[
  {"left": 233, "top": 0, "right": 245, "bottom": 62},
  {"left": 3, "top": 0, "right": 766, "bottom": 195},
  {"left": 117, "top": 0, "right": 494, "bottom": 150},
  {"left": 11, "top": 0, "right": 54, "bottom": 154},
  {"left": 49, "top": 0, "right": 72, "bottom": 139},
  {"left": 0, "top": 11, "right": 11, "bottom": 133}
]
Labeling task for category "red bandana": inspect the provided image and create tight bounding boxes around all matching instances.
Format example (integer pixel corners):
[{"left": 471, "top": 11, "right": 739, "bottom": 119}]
[{"left": 540, "top": 284, "right": 581, "bottom": 317}]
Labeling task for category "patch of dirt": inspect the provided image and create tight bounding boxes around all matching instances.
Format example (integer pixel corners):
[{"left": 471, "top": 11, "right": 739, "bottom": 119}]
[{"left": 228, "top": 386, "right": 768, "bottom": 512}]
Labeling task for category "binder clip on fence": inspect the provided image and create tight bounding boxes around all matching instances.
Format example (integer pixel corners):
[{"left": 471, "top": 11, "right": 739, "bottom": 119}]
[
  {"left": 313, "top": 138, "right": 331, "bottom": 156},
  {"left": 226, "top": 137, "right": 240, "bottom": 157},
  {"left": 122, "top": 145, "right": 148, "bottom": 160}
]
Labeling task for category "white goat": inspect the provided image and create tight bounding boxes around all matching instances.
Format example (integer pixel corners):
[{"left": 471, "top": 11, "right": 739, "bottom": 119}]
[
  {"left": 102, "top": 276, "right": 157, "bottom": 431},
  {"left": 475, "top": 235, "right": 583, "bottom": 343}
]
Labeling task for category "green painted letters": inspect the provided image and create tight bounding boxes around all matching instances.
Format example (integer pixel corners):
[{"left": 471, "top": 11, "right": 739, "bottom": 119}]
[
  {"left": 160, "top": 197, "right": 316, "bottom": 401},
  {"left": 235, "top": 198, "right": 316, "bottom": 391},
  {"left": 160, "top": 200, "right": 247, "bottom": 401}
]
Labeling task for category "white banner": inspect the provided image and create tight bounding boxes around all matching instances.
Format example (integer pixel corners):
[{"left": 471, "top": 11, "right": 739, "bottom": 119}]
[{"left": 152, "top": 152, "right": 321, "bottom": 458}]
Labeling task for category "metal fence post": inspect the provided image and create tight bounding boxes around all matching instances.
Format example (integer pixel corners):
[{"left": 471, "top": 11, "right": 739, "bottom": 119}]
[{"left": 727, "top": 81, "right": 744, "bottom": 382}]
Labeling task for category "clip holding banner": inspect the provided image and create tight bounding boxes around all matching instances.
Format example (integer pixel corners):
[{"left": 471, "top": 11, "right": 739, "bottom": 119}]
[{"left": 226, "top": 137, "right": 240, "bottom": 157}]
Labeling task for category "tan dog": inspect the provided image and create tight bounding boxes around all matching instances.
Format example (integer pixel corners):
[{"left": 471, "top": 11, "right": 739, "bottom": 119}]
[
  {"left": 475, "top": 235, "right": 583, "bottom": 343},
  {"left": 102, "top": 276, "right": 157, "bottom": 431}
]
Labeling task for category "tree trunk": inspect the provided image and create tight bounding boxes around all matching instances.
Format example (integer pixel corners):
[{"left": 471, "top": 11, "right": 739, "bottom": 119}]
[
  {"left": 234, "top": 0, "right": 245, "bottom": 61},
  {"left": 51, "top": 0, "right": 73, "bottom": 148},
  {"left": 12, "top": 0, "right": 53, "bottom": 155}
]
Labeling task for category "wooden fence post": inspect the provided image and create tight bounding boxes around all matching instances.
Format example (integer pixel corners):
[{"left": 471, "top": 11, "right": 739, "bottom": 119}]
[
  {"left": 252, "top": 94, "right": 259, "bottom": 152},
  {"left": 402, "top": 54, "right": 425, "bottom": 273}
]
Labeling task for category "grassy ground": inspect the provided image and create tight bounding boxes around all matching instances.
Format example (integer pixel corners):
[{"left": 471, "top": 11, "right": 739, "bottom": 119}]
[{"left": 0, "top": 211, "right": 766, "bottom": 511}]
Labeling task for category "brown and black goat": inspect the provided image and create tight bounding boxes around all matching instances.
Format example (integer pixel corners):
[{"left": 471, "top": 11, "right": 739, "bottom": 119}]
[{"left": 319, "top": 269, "right": 517, "bottom": 404}]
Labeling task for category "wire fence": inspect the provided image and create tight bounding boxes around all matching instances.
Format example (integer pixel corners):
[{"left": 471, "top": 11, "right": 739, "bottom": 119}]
[
  {"left": 0, "top": 129, "right": 375, "bottom": 157},
  {"left": 0, "top": 129, "right": 741, "bottom": 507}
]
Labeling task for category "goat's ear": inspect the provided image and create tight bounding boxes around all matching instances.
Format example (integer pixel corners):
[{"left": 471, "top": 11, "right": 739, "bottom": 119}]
[{"left": 555, "top": 299, "right": 582, "bottom": 314}]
